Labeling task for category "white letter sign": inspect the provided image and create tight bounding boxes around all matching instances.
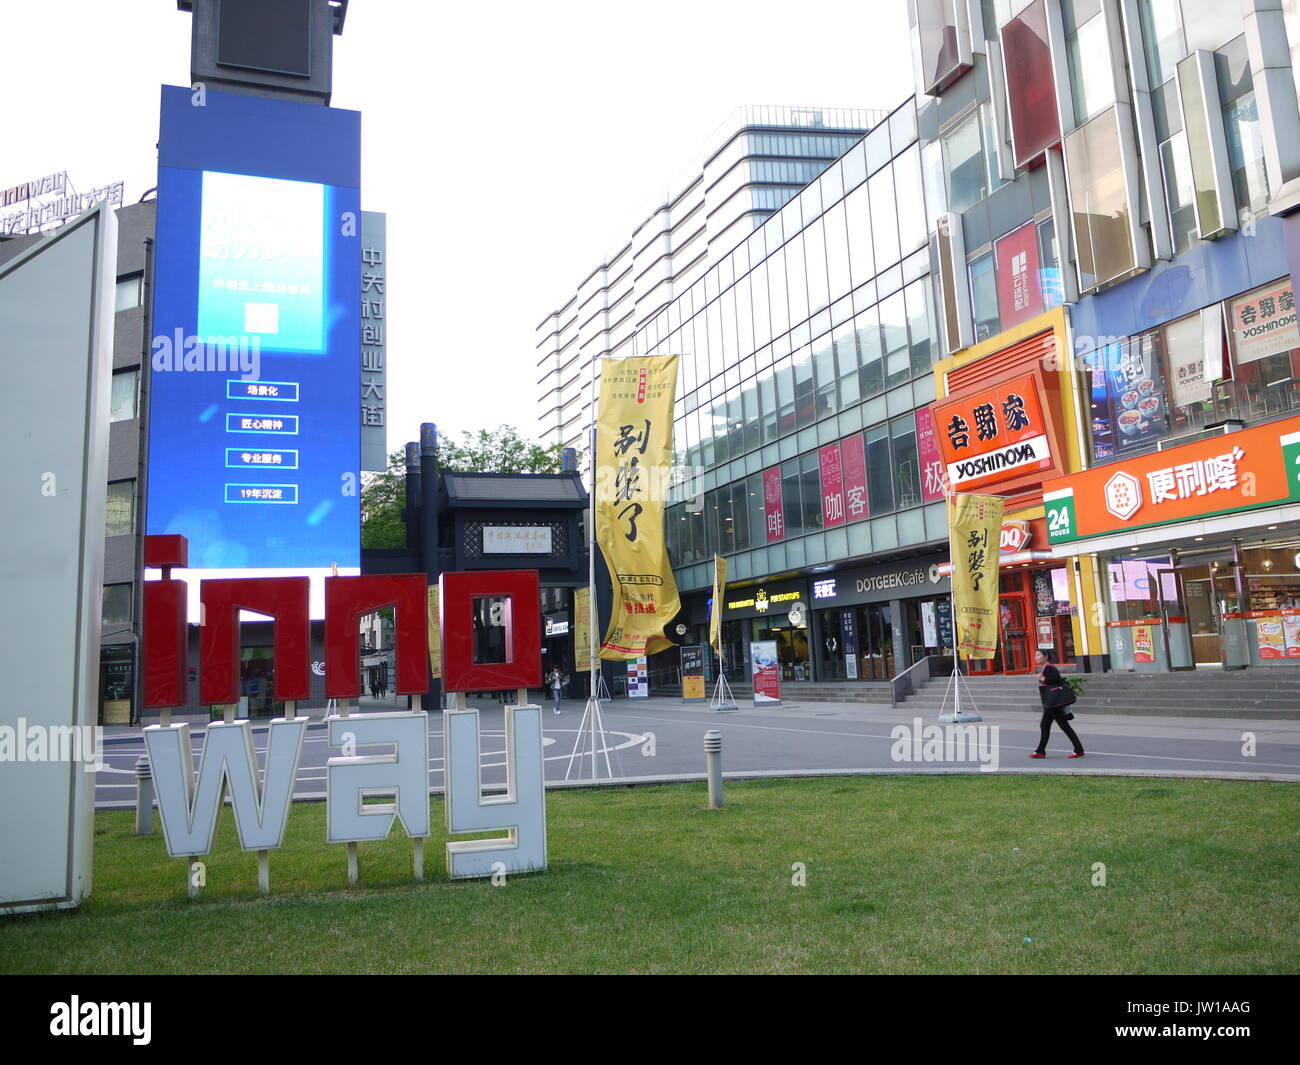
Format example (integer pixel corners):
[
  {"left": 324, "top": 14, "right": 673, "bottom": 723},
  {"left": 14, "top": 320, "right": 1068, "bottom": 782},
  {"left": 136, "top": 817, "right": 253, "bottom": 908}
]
[{"left": 326, "top": 711, "right": 430, "bottom": 844}]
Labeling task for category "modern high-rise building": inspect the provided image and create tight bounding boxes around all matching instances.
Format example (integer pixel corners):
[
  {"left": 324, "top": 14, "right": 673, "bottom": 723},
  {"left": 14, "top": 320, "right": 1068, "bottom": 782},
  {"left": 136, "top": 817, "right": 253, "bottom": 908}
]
[
  {"left": 536, "top": 107, "right": 882, "bottom": 460},
  {"left": 912, "top": 0, "right": 1300, "bottom": 676}
]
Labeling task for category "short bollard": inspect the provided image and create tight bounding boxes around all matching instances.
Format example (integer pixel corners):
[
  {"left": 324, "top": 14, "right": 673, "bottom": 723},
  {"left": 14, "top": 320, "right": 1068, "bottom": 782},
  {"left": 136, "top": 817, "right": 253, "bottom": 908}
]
[
  {"left": 704, "top": 729, "right": 723, "bottom": 809},
  {"left": 134, "top": 755, "right": 154, "bottom": 836}
]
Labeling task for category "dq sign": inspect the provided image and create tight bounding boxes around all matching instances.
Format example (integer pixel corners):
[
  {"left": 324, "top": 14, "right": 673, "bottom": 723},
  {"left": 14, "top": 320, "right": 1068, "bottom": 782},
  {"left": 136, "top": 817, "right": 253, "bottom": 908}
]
[{"left": 140, "top": 535, "right": 546, "bottom": 892}]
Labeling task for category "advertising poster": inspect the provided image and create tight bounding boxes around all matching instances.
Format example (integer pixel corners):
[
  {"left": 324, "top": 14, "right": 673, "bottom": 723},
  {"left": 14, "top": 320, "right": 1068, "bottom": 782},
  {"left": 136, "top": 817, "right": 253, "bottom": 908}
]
[
  {"left": 950, "top": 493, "right": 1005, "bottom": 659},
  {"left": 573, "top": 587, "right": 591, "bottom": 671},
  {"left": 1087, "top": 349, "right": 1116, "bottom": 460},
  {"left": 936, "top": 598, "right": 954, "bottom": 652},
  {"left": 993, "top": 221, "right": 1045, "bottom": 329},
  {"left": 627, "top": 656, "right": 649, "bottom": 698},
  {"left": 1102, "top": 338, "right": 1166, "bottom": 454},
  {"left": 1252, "top": 613, "right": 1285, "bottom": 659},
  {"left": 680, "top": 645, "right": 706, "bottom": 701},
  {"left": 1231, "top": 280, "right": 1298, "bottom": 363},
  {"left": 1036, "top": 615, "right": 1055, "bottom": 649},
  {"left": 840, "top": 431, "right": 870, "bottom": 522},
  {"left": 921, "top": 602, "right": 938, "bottom": 648},
  {"left": 819, "top": 443, "right": 846, "bottom": 527},
  {"left": 1133, "top": 624, "right": 1156, "bottom": 664},
  {"left": 915, "top": 406, "right": 947, "bottom": 502},
  {"left": 763, "top": 465, "right": 785, "bottom": 542},
  {"left": 750, "top": 640, "right": 781, "bottom": 704},
  {"left": 841, "top": 609, "right": 859, "bottom": 679},
  {"left": 595, "top": 355, "right": 680, "bottom": 659},
  {"left": 1284, "top": 609, "right": 1300, "bottom": 658}
]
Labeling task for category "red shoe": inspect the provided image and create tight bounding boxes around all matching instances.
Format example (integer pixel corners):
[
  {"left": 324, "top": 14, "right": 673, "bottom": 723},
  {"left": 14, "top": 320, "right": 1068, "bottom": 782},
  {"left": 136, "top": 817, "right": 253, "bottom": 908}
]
[
  {"left": 1028, "top": 752, "right": 1046, "bottom": 758},
  {"left": 1069, "top": 751, "right": 1085, "bottom": 758}
]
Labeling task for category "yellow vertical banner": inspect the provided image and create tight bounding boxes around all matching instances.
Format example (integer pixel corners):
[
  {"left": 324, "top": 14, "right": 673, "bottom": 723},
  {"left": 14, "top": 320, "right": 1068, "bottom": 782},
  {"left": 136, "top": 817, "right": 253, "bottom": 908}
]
[
  {"left": 573, "top": 587, "right": 591, "bottom": 671},
  {"left": 950, "top": 493, "right": 1005, "bottom": 660},
  {"left": 426, "top": 586, "right": 442, "bottom": 679},
  {"left": 595, "top": 355, "right": 681, "bottom": 659},
  {"left": 709, "top": 554, "right": 727, "bottom": 657}
]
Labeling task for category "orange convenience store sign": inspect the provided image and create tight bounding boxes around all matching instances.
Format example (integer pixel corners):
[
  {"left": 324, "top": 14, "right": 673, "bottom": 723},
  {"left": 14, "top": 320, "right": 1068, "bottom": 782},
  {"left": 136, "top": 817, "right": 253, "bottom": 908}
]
[{"left": 1042, "top": 415, "right": 1300, "bottom": 545}]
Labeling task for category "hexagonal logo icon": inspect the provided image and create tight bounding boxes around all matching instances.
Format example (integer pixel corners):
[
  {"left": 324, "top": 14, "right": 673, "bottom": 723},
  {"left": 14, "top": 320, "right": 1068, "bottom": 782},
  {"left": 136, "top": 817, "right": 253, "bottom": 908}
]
[{"left": 1104, "top": 471, "right": 1142, "bottom": 521}]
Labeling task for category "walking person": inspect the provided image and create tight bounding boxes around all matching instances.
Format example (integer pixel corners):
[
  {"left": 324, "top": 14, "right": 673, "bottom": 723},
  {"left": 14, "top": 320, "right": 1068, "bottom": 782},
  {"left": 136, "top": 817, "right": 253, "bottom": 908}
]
[
  {"left": 1030, "top": 649, "right": 1084, "bottom": 758},
  {"left": 547, "top": 668, "right": 565, "bottom": 715}
]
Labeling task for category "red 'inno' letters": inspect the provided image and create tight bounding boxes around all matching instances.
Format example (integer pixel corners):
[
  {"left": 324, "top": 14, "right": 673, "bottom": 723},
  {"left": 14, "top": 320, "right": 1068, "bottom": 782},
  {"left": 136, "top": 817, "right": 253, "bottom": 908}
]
[
  {"left": 200, "top": 577, "right": 311, "bottom": 704},
  {"left": 324, "top": 575, "right": 428, "bottom": 697}
]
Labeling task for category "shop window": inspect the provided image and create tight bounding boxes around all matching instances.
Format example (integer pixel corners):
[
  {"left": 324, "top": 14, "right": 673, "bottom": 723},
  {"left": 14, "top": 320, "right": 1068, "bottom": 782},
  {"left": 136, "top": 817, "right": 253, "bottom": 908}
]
[{"left": 1227, "top": 280, "right": 1300, "bottom": 421}]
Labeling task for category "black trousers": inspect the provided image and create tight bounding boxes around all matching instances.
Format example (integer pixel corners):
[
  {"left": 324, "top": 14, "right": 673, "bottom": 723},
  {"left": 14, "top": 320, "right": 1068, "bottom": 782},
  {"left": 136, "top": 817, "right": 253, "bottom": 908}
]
[{"left": 1037, "top": 707, "right": 1083, "bottom": 754}]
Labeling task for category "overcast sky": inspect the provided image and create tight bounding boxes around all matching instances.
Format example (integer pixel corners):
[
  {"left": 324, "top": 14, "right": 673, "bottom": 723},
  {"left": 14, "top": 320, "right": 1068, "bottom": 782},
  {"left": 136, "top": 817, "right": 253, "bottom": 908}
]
[{"left": 7, "top": 0, "right": 913, "bottom": 456}]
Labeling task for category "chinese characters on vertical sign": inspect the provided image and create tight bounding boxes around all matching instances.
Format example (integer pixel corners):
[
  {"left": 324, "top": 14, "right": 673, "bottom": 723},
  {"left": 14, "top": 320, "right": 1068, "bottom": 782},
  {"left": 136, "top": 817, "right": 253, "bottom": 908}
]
[
  {"left": 914, "top": 406, "right": 947, "bottom": 502},
  {"left": 594, "top": 356, "right": 682, "bottom": 659},
  {"left": 763, "top": 466, "right": 785, "bottom": 542},
  {"left": 359, "top": 212, "right": 387, "bottom": 472},
  {"left": 949, "top": 493, "right": 1005, "bottom": 659},
  {"left": 819, "top": 444, "right": 845, "bottom": 528}
]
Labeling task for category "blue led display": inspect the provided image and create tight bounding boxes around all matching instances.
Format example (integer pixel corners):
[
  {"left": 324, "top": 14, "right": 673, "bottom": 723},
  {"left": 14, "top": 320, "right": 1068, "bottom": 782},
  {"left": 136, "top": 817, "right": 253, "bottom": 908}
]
[{"left": 148, "top": 85, "right": 361, "bottom": 572}]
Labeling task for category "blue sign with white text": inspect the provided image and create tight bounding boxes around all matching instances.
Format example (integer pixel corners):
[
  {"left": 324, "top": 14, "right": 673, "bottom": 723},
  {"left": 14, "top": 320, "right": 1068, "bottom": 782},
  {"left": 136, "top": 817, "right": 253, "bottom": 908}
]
[{"left": 147, "top": 86, "right": 361, "bottom": 572}]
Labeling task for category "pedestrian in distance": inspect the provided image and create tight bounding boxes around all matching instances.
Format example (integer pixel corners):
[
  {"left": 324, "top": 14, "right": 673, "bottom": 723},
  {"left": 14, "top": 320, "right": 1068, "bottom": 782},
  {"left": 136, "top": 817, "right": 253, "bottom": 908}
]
[
  {"left": 1030, "top": 649, "right": 1084, "bottom": 758},
  {"left": 548, "top": 668, "right": 566, "bottom": 715}
]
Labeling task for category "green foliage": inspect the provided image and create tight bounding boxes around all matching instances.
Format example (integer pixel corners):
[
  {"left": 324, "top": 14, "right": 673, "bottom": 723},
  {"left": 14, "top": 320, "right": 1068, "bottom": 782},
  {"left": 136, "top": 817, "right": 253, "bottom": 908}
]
[
  {"left": 437, "top": 425, "right": 564, "bottom": 475},
  {"left": 360, "top": 428, "right": 566, "bottom": 549},
  {"left": 1065, "top": 676, "right": 1087, "bottom": 697}
]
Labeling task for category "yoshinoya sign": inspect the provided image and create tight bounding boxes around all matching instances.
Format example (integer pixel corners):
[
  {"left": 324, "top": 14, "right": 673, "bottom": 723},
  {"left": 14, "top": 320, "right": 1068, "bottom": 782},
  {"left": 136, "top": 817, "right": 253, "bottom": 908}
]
[
  {"left": 140, "top": 537, "right": 547, "bottom": 894},
  {"left": 932, "top": 372, "right": 1055, "bottom": 491},
  {"left": 1043, "top": 414, "right": 1300, "bottom": 546},
  {"left": 1, "top": 172, "right": 125, "bottom": 236}
]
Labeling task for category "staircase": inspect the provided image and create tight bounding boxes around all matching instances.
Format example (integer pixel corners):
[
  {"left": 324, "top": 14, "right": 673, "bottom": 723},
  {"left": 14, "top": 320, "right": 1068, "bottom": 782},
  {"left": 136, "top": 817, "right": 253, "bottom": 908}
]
[
  {"left": 896, "top": 668, "right": 1300, "bottom": 720},
  {"left": 778, "top": 683, "right": 894, "bottom": 705}
]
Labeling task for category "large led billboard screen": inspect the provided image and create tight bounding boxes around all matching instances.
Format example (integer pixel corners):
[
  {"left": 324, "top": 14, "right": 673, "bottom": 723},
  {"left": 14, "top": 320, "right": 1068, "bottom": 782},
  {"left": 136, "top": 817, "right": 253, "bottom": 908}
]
[{"left": 148, "top": 86, "right": 361, "bottom": 616}]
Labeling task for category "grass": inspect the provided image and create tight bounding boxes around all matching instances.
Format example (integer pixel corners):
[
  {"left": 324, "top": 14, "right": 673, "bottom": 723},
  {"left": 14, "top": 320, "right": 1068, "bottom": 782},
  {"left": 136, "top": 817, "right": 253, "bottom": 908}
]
[{"left": 2, "top": 775, "right": 1297, "bottom": 974}]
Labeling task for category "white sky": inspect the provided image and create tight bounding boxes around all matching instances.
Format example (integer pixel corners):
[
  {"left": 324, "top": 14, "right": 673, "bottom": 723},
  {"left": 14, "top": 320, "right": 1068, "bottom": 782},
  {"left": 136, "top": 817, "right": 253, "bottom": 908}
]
[{"left": 6, "top": 0, "right": 914, "bottom": 454}]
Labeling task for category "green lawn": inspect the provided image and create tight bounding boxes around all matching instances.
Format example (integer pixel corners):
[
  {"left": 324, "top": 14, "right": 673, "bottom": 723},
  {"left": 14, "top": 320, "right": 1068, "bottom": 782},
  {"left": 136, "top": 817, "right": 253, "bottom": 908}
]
[{"left": 2, "top": 776, "right": 1297, "bottom": 974}]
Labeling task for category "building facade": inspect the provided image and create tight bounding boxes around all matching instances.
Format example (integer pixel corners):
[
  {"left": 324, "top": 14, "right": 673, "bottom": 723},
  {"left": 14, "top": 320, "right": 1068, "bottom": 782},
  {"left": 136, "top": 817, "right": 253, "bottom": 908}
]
[
  {"left": 913, "top": 0, "right": 1300, "bottom": 673},
  {"left": 536, "top": 106, "right": 883, "bottom": 463}
]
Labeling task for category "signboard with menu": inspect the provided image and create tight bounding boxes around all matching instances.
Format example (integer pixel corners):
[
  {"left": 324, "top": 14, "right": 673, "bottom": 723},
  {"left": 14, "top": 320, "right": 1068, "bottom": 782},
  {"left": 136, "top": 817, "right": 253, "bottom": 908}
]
[{"left": 680, "top": 645, "right": 706, "bottom": 701}]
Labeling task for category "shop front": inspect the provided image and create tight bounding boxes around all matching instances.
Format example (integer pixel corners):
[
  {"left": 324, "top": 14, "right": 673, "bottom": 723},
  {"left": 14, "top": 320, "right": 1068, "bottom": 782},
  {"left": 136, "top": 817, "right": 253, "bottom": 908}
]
[
  {"left": 715, "top": 578, "right": 810, "bottom": 684},
  {"left": 929, "top": 312, "right": 1103, "bottom": 672},
  {"left": 1044, "top": 413, "right": 1300, "bottom": 671},
  {"left": 808, "top": 554, "right": 951, "bottom": 680}
]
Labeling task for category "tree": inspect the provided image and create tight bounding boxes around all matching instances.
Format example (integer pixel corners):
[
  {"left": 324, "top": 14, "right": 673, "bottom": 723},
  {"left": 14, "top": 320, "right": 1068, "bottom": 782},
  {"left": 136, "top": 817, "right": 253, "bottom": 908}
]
[
  {"left": 437, "top": 425, "right": 564, "bottom": 474},
  {"left": 361, "top": 448, "right": 408, "bottom": 549},
  {"left": 360, "top": 427, "right": 567, "bottom": 548}
]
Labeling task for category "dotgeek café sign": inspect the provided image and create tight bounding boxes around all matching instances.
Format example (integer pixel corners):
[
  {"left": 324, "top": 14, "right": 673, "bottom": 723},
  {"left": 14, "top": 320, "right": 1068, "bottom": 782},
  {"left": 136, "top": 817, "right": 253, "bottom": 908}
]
[{"left": 140, "top": 535, "right": 547, "bottom": 896}]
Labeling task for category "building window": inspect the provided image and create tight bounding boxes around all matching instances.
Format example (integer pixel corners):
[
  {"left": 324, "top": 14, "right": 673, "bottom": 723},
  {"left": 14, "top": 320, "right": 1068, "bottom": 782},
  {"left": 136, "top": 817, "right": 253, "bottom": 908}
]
[
  {"left": 115, "top": 274, "right": 142, "bottom": 313},
  {"left": 102, "top": 584, "right": 133, "bottom": 629},
  {"left": 1001, "top": 0, "right": 1061, "bottom": 167},
  {"left": 1159, "top": 133, "right": 1199, "bottom": 255},
  {"left": 1063, "top": 107, "right": 1137, "bottom": 292},
  {"left": 110, "top": 370, "right": 139, "bottom": 423},
  {"left": 1064, "top": 0, "right": 1117, "bottom": 125},
  {"left": 941, "top": 111, "right": 987, "bottom": 214},
  {"left": 890, "top": 416, "right": 922, "bottom": 509},
  {"left": 105, "top": 479, "right": 135, "bottom": 537},
  {"left": 968, "top": 252, "right": 1000, "bottom": 343},
  {"left": 1136, "top": 0, "right": 1185, "bottom": 88},
  {"left": 865, "top": 423, "right": 894, "bottom": 515}
]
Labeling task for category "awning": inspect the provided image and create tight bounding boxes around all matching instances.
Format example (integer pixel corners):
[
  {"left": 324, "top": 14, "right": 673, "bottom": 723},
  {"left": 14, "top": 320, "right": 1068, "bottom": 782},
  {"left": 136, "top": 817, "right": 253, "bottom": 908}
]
[{"left": 936, "top": 550, "right": 1058, "bottom": 577}]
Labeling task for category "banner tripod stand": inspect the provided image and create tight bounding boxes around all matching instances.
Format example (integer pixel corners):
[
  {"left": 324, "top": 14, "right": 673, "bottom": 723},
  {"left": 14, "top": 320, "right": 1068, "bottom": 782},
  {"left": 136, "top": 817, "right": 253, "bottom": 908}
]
[
  {"left": 938, "top": 593, "right": 982, "bottom": 723},
  {"left": 710, "top": 645, "right": 737, "bottom": 711}
]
